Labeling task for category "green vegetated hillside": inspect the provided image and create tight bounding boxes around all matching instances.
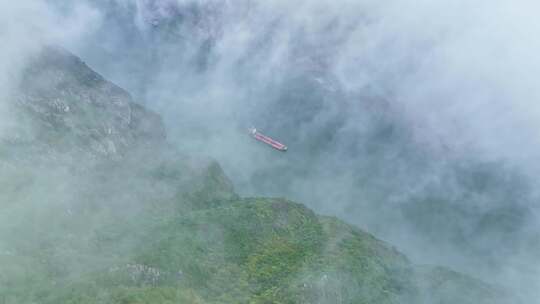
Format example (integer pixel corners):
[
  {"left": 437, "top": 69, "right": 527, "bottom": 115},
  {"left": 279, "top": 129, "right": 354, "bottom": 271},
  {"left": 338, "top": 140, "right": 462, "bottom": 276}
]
[{"left": 0, "top": 47, "right": 513, "bottom": 303}]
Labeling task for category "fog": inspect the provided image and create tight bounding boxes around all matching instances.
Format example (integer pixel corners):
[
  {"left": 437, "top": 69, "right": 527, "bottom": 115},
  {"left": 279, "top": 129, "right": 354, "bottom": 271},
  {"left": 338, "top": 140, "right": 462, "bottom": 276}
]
[{"left": 3, "top": 0, "right": 540, "bottom": 301}]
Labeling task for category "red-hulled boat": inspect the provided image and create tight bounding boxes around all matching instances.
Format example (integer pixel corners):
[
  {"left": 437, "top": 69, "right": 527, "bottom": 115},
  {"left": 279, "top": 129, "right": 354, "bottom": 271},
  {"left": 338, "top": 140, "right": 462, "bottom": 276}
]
[{"left": 249, "top": 128, "right": 288, "bottom": 152}]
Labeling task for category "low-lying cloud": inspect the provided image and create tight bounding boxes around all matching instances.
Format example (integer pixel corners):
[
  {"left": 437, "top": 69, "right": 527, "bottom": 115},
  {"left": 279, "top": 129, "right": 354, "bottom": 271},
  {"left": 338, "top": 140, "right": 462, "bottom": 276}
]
[{"left": 4, "top": 0, "right": 540, "bottom": 300}]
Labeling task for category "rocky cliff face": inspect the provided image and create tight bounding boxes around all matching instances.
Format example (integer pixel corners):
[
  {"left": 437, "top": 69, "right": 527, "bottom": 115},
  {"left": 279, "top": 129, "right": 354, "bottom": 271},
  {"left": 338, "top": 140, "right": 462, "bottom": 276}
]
[
  {"left": 5, "top": 46, "right": 164, "bottom": 165},
  {"left": 0, "top": 47, "right": 515, "bottom": 303}
]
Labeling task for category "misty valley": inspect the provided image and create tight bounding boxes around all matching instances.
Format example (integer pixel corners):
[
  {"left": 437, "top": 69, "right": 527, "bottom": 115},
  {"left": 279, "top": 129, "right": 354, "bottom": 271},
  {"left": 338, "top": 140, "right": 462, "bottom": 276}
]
[{"left": 1, "top": 1, "right": 539, "bottom": 303}]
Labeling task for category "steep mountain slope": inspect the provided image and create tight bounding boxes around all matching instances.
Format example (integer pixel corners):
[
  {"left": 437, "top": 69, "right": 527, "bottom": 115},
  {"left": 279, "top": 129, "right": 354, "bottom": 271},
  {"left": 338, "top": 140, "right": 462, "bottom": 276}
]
[
  {"left": 10, "top": 45, "right": 164, "bottom": 162},
  {"left": 0, "top": 47, "right": 514, "bottom": 303}
]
